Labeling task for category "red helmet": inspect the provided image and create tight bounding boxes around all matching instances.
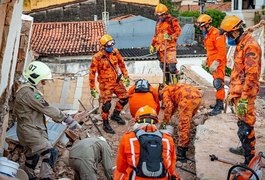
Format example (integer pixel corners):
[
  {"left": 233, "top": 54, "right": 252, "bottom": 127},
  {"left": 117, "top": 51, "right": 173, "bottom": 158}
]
[{"left": 134, "top": 105, "right": 158, "bottom": 124}]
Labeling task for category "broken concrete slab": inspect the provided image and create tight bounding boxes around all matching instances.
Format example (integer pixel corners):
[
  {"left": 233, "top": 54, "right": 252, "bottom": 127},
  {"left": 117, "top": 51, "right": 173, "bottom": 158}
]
[
  {"left": 6, "top": 120, "right": 67, "bottom": 146},
  {"left": 195, "top": 113, "right": 265, "bottom": 179}
]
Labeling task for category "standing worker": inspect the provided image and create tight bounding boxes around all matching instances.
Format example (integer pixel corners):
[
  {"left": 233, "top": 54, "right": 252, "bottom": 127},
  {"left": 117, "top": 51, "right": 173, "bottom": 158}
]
[
  {"left": 14, "top": 61, "right": 80, "bottom": 180},
  {"left": 219, "top": 15, "right": 261, "bottom": 165},
  {"left": 196, "top": 14, "right": 227, "bottom": 116},
  {"left": 150, "top": 3, "right": 182, "bottom": 85},
  {"left": 68, "top": 137, "right": 113, "bottom": 180},
  {"left": 128, "top": 79, "right": 160, "bottom": 117},
  {"left": 160, "top": 84, "right": 202, "bottom": 162},
  {"left": 89, "top": 34, "right": 130, "bottom": 134},
  {"left": 114, "top": 105, "right": 180, "bottom": 180}
]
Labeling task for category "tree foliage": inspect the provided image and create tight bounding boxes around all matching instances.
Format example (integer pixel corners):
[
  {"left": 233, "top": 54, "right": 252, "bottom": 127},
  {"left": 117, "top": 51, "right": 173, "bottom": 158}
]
[
  {"left": 179, "top": 9, "right": 226, "bottom": 34},
  {"left": 160, "top": 0, "right": 180, "bottom": 17}
]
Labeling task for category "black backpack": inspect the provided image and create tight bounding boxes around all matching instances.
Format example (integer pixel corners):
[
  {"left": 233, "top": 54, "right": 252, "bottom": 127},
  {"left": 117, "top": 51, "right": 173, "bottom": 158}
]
[
  {"left": 133, "top": 129, "right": 167, "bottom": 178},
  {"left": 135, "top": 79, "right": 150, "bottom": 93}
]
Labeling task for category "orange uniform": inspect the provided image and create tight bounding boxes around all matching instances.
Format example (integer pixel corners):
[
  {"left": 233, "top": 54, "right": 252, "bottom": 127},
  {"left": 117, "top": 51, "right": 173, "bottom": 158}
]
[
  {"left": 128, "top": 85, "right": 160, "bottom": 117},
  {"left": 151, "top": 14, "right": 182, "bottom": 84},
  {"left": 114, "top": 125, "right": 180, "bottom": 180},
  {"left": 89, "top": 48, "right": 129, "bottom": 120},
  {"left": 203, "top": 27, "right": 227, "bottom": 100},
  {"left": 230, "top": 33, "right": 261, "bottom": 158},
  {"left": 162, "top": 84, "right": 202, "bottom": 148}
]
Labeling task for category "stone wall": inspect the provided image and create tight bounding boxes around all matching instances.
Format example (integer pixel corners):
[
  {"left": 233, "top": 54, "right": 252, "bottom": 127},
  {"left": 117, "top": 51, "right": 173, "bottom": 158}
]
[{"left": 27, "top": 0, "right": 155, "bottom": 22}]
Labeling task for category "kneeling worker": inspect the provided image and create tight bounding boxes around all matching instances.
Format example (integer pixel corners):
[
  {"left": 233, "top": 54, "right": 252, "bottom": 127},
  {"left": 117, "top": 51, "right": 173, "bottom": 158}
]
[
  {"left": 128, "top": 79, "right": 160, "bottom": 117},
  {"left": 68, "top": 137, "right": 113, "bottom": 180},
  {"left": 114, "top": 105, "right": 180, "bottom": 180}
]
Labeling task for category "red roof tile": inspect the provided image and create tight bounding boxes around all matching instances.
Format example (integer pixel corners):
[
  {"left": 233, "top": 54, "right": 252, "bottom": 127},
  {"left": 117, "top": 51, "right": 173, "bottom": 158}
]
[
  {"left": 31, "top": 21, "right": 105, "bottom": 57},
  {"left": 180, "top": 2, "right": 231, "bottom": 12}
]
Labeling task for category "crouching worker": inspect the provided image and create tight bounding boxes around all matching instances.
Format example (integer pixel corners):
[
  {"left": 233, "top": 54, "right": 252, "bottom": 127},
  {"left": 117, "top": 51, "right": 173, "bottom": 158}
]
[
  {"left": 160, "top": 84, "right": 202, "bottom": 162},
  {"left": 128, "top": 79, "right": 160, "bottom": 118},
  {"left": 67, "top": 137, "right": 113, "bottom": 180},
  {"left": 14, "top": 61, "right": 81, "bottom": 180},
  {"left": 114, "top": 105, "right": 180, "bottom": 180}
]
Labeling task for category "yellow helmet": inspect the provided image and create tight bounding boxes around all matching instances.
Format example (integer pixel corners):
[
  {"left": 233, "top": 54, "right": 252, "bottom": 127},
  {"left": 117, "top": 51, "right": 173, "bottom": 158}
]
[
  {"left": 134, "top": 105, "right": 159, "bottom": 124},
  {"left": 23, "top": 61, "right": 52, "bottom": 86},
  {"left": 99, "top": 34, "right": 113, "bottom": 46},
  {"left": 155, "top": 3, "right": 168, "bottom": 15},
  {"left": 220, "top": 15, "right": 243, "bottom": 33},
  {"left": 196, "top": 14, "right": 212, "bottom": 27}
]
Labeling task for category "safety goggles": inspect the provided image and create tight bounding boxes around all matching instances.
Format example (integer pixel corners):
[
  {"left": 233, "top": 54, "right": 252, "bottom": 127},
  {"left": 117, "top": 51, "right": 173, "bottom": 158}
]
[{"left": 105, "top": 40, "right": 115, "bottom": 47}]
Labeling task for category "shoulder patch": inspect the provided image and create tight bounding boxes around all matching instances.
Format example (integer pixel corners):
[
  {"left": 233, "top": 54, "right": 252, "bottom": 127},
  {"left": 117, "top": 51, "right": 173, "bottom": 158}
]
[{"left": 34, "top": 93, "right": 42, "bottom": 100}]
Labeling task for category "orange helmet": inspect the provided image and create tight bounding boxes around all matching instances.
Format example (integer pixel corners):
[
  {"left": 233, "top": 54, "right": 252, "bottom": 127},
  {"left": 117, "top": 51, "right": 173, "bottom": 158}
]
[
  {"left": 196, "top": 14, "right": 212, "bottom": 27},
  {"left": 100, "top": 34, "right": 115, "bottom": 46},
  {"left": 155, "top": 3, "right": 168, "bottom": 15},
  {"left": 220, "top": 15, "right": 243, "bottom": 33},
  {"left": 134, "top": 105, "right": 159, "bottom": 124}
]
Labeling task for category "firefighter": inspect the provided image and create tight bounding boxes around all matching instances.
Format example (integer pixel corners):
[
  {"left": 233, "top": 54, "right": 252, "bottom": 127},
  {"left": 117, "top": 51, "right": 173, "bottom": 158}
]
[
  {"left": 128, "top": 79, "right": 160, "bottom": 118},
  {"left": 150, "top": 3, "right": 182, "bottom": 85},
  {"left": 14, "top": 61, "right": 80, "bottom": 180},
  {"left": 114, "top": 105, "right": 180, "bottom": 180},
  {"left": 219, "top": 15, "right": 261, "bottom": 165},
  {"left": 67, "top": 137, "right": 113, "bottom": 180},
  {"left": 89, "top": 34, "right": 130, "bottom": 134},
  {"left": 196, "top": 14, "right": 227, "bottom": 116},
  {"left": 160, "top": 84, "right": 202, "bottom": 162}
]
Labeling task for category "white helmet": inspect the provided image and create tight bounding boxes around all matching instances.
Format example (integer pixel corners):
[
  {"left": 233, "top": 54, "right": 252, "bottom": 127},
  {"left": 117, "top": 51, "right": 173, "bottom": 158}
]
[{"left": 23, "top": 61, "right": 52, "bottom": 86}]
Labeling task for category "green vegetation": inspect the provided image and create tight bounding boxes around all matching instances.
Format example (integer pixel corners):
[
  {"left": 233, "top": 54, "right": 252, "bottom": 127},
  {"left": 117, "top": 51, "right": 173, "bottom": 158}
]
[
  {"left": 179, "top": 9, "right": 226, "bottom": 34},
  {"left": 160, "top": 0, "right": 180, "bottom": 17},
  {"left": 202, "top": 64, "right": 232, "bottom": 77}
]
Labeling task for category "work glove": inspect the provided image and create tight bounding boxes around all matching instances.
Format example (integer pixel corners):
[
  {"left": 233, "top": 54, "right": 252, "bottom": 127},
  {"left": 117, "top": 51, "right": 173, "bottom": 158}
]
[
  {"left": 64, "top": 115, "right": 82, "bottom": 130},
  {"left": 122, "top": 77, "right": 130, "bottom": 87},
  {"left": 201, "top": 60, "right": 207, "bottom": 67},
  {"left": 90, "top": 89, "right": 98, "bottom": 98},
  {"left": 236, "top": 99, "right": 248, "bottom": 117},
  {"left": 209, "top": 60, "right": 219, "bottom": 73},
  {"left": 98, "top": 136, "right": 106, "bottom": 142},
  {"left": 164, "top": 33, "right": 171, "bottom": 40},
  {"left": 149, "top": 45, "right": 155, "bottom": 54},
  {"left": 159, "top": 121, "right": 167, "bottom": 130}
]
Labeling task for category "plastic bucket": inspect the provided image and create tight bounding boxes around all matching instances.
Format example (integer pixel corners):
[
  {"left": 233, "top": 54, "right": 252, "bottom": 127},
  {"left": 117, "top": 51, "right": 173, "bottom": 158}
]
[{"left": 0, "top": 157, "right": 19, "bottom": 177}]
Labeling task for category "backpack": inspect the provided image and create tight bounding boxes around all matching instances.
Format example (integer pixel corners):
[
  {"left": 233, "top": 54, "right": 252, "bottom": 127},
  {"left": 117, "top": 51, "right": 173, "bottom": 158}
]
[
  {"left": 135, "top": 79, "right": 150, "bottom": 93},
  {"left": 133, "top": 129, "right": 167, "bottom": 178}
]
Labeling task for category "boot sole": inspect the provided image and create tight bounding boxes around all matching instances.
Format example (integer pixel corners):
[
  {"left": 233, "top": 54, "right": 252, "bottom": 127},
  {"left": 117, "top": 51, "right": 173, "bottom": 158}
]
[{"left": 103, "top": 129, "right": 115, "bottom": 134}]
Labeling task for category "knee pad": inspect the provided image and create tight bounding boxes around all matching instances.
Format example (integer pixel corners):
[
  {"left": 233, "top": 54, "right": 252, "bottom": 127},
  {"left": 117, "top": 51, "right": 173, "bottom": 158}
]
[
  {"left": 119, "top": 97, "right": 128, "bottom": 107},
  {"left": 213, "top": 78, "right": 224, "bottom": 91},
  {"left": 41, "top": 148, "right": 58, "bottom": 168},
  {"left": 25, "top": 154, "right": 40, "bottom": 170},
  {"left": 102, "top": 101, "right": 111, "bottom": 113},
  {"left": 168, "top": 63, "right": 177, "bottom": 74},
  {"left": 237, "top": 121, "right": 254, "bottom": 142}
]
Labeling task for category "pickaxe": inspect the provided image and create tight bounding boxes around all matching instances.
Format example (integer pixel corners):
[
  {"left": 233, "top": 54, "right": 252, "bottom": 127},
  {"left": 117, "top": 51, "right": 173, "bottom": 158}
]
[{"left": 209, "top": 154, "right": 238, "bottom": 165}]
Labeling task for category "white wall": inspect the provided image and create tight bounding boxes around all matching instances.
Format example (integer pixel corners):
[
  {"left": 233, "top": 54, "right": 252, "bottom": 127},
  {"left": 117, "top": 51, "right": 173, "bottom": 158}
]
[{"left": 0, "top": 0, "right": 23, "bottom": 96}]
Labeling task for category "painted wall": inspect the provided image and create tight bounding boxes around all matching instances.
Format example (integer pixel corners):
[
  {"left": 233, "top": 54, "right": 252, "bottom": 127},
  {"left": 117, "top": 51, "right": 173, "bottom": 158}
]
[
  {"left": 0, "top": 0, "right": 23, "bottom": 97},
  {"left": 23, "top": 0, "right": 78, "bottom": 11},
  {"left": 114, "top": 0, "right": 158, "bottom": 6}
]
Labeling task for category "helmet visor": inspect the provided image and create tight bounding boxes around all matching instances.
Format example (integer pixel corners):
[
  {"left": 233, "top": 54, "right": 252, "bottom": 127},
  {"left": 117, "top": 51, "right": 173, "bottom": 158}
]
[{"left": 105, "top": 39, "right": 115, "bottom": 47}]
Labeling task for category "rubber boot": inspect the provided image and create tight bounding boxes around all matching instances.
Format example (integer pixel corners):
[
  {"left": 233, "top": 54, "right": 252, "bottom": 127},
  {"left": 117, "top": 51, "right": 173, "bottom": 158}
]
[
  {"left": 111, "top": 110, "right": 126, "bottom": 125},
  {"left": 209, "top": 100, "right": 217, "bottom": 109},
  {"left": 103, "top": 120, "right": 115, "bottom": 134},
  {"left": 244, "top": 154, "right": 255, "bottom": 165},
  {"left": 177, "top": 147, "right": 188, "bottom": 163},
  {"left": 229, "top": 146, "right": 244, "bottom": 156},
  {"left": 208, "top": 99, "right": 224, "bottom": 116}
]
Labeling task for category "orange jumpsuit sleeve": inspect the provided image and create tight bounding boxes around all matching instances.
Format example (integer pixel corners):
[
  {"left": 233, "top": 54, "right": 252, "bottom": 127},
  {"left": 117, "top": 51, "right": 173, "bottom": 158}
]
[
  {"left": 163, "top": 90, "right": 174, "bottom": 123},
  {"left": 116, "top": 50, "right": 129, "bottom": 78},
  {"left": 128, "top": 85, "right": 135, "bottom": 96},
  {"left": 241, "top": 44, "right": 261, "bottom": 100},
  {"left": 116, "top": 135, "right": 129, "bottom": 174},
  {"left": 170, "top": 18, "right": 182, "bottom": 40},
  {"left": 214, "top": 34, "right": 226, "bottom": 63},
  {"left": 89, "top": 55, "right": 98, "bottom": 89},
  {"left": 151, "top": 23, "right": 158, "bottom": 46},
  {"left": 150, "top": 86, "right": 160, "bottom": 113},
  {"left": 168, "top": 138, "right": 180, "bottom": 180}
]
